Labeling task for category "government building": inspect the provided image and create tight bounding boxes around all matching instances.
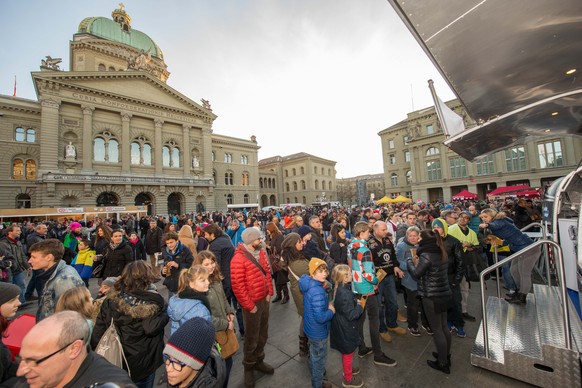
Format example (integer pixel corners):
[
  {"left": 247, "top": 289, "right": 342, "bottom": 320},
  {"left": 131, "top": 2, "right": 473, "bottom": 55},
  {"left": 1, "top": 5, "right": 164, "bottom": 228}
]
[
  {"left": 378, "top": 99, "right": 582, "bottom": 202},
  {"left": 0, "top": 6, "right": 260, "bottom": 215}
]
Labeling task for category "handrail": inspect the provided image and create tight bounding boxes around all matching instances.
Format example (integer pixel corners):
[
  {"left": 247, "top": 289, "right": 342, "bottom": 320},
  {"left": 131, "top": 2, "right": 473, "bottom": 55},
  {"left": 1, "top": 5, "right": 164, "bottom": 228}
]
[
  {"left": 479, "top": 239, "right": 571, "bottom": 359},
  {"left": 519, "top": 222, "right": 551, "bottom": 287}
]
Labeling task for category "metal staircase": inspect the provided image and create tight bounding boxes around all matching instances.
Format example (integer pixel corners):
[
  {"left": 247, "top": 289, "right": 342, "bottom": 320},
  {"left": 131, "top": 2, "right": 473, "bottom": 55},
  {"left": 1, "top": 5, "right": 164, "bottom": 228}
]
[{"left": 471, "top": 240, "right": 582, "bottom": 387}]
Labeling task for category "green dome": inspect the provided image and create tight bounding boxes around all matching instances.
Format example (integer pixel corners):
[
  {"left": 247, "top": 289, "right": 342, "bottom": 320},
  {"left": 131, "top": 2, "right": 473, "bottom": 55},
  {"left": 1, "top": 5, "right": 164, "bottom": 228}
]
[{"left": 78, "top": 16, "right": 164, "bottom": 60}]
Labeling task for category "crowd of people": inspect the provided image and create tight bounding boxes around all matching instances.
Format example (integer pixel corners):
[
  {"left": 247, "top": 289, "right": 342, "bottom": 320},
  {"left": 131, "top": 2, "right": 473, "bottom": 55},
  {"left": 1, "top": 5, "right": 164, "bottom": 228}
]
[{"left": 0, "top": 197, "right": 542, "bottom": 387}]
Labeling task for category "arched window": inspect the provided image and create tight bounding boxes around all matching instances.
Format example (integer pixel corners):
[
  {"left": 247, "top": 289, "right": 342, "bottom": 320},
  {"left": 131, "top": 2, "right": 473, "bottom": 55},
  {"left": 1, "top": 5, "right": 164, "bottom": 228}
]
[
  {"left": 285, "top": 170, "right": 288, "bottom": 177},
  {"left": 259, "top": 178, "right": 263, "bottom": 188},
  {"left": 314, "top": 166, "right": 317, "bottom": 174},
  {"left": 315, "top": 180, "right": 319, "bottom": 190},
  {"left": 244, "top": 194, "right": 249, "bottom": 204},
  {"left": 27, "top": 129, "right": 36, "bottom": 143},
  {"left": 328, "top": 168, "right": 331, "bottom": 176},
  {"left": 224, "top": 172, "right": 233, "bottom": 185},
  {"left": 98, "top": 63, "right": 106, "bottom": 71},
  {"left": 93, "top": 132, "right": 119, "bottom": 162},
  {"left": 426, "top": 147, "right": 440, "bottom": 156},
  {"left": 301, "top": 180, "right": 306, "bottom": 190},
  {"left": 16, "top": 194, "right": 31, "bottom": 209},
  {"left": 131, "top": 136, "right": 152, "bottom": 165},
  {"left": 172, "top": 147, "right": 180, "bottom": 167},
  {"left": 293, "top": 181, "right": 298, "bottom": 191},
  {"left": 226, "top": 194, "right": 233, "bottom": 205},
  {"left": 322, "top": 181, "right": 326, "bottom": 190},
  {"left": 292, "top": 168, "right": 296, "bottom": 176},
  {"left": 211, "top": 151, "right": 215, "bottom": 161},
  {"left": 272, "top": 179, "right": 276, "bottom": 189},
  {"left": 108, "top": 66, "right": 115, "bottom": 71},
  {"left": 162, "top": 146, "right": 171, "bottom": 167},
  {"left": 224, "top": 153, "right": 232, "bottom": 163},
  {"left": 162, "top": 141, "right": 180, "bottom": 167},
  {"left": 391, "top": 173, "right": 398, "bottom": 187},
  {"left": 12, "top": 159, "right": 24, "bottom": 179},
  {"left": 328, "top": 181, "right": 332, "bottom": 191},
  {"left": 25, "top": 160, "right": 36, "bottom": 180},
  {"left": 241, "top": 155, "right": 249, "bottom": 164},
  {"left": 285, "top": 183, "right": 290, "bottom": 192},
  {"left": 241, "top": 173, "right": 249, "bottom": 186},
  {"left": 301, "top": 167, "right": 305, "bottom": 174},
  {"left": 15, "top": 127, "right": 25, "bottom": 142},
  {"left": 302, "top": 196, "right": 307, "bottom": 204}
]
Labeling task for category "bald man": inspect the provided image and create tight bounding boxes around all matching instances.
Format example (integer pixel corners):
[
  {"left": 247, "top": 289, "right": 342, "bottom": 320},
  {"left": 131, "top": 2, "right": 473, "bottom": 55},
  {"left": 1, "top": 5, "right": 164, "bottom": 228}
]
[{"left": 15, "top": 311, "right": 134, "bottom": 388}]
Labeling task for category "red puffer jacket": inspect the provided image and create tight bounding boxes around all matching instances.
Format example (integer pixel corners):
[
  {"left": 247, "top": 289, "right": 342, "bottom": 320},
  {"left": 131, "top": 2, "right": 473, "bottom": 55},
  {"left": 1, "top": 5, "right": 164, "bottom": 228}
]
[{"left": 230, "top": 244, "right": 273, "bottom": 311}]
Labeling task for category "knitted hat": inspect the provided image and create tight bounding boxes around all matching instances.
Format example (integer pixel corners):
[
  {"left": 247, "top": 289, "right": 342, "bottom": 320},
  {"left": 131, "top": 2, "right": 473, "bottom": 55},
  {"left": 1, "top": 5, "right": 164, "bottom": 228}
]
[
  {"left": 241, "top": 227, "right": 261, "bottom": 245},
  {"left": 101, "top": 277, "right": 117, "bottom": 288},
  {"left": 0, "top": 283, "right": 21, "bottom": 306},
  {"left": 69, "top": 222, "right": 82, "bottom": 231},
  {"left": 308, "top": 258, "right": 327, "bottom": 277},
  {"left": 431, "top": 218, "right": 448, "bottom": 237},
  {"left": 164, "top": 317, "right": 216, "bottom": 371},
  {"left": 282, "top": 233, "right": 301, "bottom": 249},
  {"left": 297, "top": 225, "right": 312, "bottom": 239}
]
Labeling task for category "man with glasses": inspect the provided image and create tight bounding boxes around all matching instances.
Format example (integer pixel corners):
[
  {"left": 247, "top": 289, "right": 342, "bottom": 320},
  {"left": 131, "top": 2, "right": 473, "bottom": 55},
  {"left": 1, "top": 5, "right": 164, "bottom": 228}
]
[
  {"left": 231, "top": 227, "right": 274, "bottom": 387},
  {"left": 15, "top": 311, "right": 133, "bottom": 387}
]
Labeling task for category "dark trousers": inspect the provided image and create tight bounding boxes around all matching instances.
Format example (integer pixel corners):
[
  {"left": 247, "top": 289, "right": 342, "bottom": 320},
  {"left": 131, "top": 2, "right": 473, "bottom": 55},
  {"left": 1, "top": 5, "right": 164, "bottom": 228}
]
[
  {"left": 227, "top": 292, "right": 245, "bottom": 335},
  {"left": 25, "top": 269, "right": 43, "bottom": 299},
  {"left": 447, "top": 284, "right": 464, "bottom": 328},
  {"left": 241, "top": 298, "right": 270, "bottom": 367},
  {"left": 404, "top": 288, "right": 429, "bottom": 329},
  {"left": 357, "top": 294, "right": 382, "bottom": 357},
  {"left": 423, "top": 297, "right": 451, "bottom": 365}
]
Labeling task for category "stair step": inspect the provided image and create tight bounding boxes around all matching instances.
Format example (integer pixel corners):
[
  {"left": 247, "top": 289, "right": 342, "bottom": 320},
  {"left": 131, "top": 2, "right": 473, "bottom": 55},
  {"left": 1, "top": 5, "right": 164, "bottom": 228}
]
[
  {"left": 472, "top": 296, "right": 507, "bottom": 364},
  {"left": 504, "top": 293, "right": 542, "bottom": 358},
  {"left": 534, "top": 284, "right": 568, "bottom": 349}
]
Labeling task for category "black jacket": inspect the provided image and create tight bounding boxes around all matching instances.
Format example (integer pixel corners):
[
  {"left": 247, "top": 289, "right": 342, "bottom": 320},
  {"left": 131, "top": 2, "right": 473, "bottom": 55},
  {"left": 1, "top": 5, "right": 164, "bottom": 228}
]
[
  {"left": 102, "top": 241, "right": 133, "bottom": 278},
  {"left": 145, "top": 227, "right": 163, "bottom": 255},
  {"left": 64, "top": 351, "right": 134, "bottom": 387},
  {"left": 442, "top": 235, "right": 465, "bottom": 287},
  {"left": 91, "top": 289, "right": 168, "bottom": 383},
  {"left": 330, "top": 283, "right": 363, "bottom": 354},
  {"left": 329, "top": 241, "right": 348, "bottom": 265},
  {"left": 208, "top": 234, "right": 235, "bottom": 296},
  {"left": 407, "top": 249, "right": 451, "bottom": 299},
  {"left": 368, "top": 234, "right": 398, "bottom": 272},
  {"left": 162, "top": 243, "right": 194, "bottom": 293}
]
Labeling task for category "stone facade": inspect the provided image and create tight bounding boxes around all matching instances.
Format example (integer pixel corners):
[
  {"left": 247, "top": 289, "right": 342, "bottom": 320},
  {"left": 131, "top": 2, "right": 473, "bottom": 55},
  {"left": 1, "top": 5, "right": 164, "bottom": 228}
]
[
  {"left": 336, "top": 173, "right": 385, "bottom": 208},
  {"left": 0, "top": 7, "right": 259, "bottom": 215},
  {"left": 258, "top": 152, "right": 337, "bottom": 208},
  {"left": 377, "top": 99, "right": 582, "bottom": 202}
]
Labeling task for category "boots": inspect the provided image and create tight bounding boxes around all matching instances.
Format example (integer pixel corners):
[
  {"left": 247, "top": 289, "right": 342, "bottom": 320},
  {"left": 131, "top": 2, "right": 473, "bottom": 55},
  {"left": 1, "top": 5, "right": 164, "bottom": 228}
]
[
  {"left": 299, "top": 335, "right": 309, "bottom": 357},
  {"left": 427, "top": 359, "right": 450, "bottom": 374},
  {"left": 272, "top": 285, "right": 282, "bottom": 303},
  {"left": 244, "top": 367, "right": 255, "bottom": 388},
  {"left": 281, "top": 285, "right": 289, "bottom": 304},
  {"left": 432, "top": 352, "right": 452, "bottom": 366}
]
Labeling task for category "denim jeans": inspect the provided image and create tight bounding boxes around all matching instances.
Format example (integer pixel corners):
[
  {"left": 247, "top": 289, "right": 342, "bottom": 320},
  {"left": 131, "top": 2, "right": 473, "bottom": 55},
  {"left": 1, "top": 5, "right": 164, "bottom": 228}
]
[
  {"left": 12, "top": 271, "right": 26, "bottom": 303},
  {"left": 308, "top": 337, "right": 328, "bottom": 388},
  {"left": 502, "top": 260, "right": 518, "bottom": 291},
  {"left": 377, "top": 274, "right": 398, "bottom": 332},
  {"left": 134, "top": 371, "right": 155, "bottom": 388}
]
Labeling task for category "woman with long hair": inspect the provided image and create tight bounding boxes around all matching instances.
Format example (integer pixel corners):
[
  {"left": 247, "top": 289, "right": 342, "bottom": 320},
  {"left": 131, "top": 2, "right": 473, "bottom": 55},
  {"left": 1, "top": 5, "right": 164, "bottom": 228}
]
[
  {"left": 91, "top": 261, "right": 168, "bottom": 388},
  {"left": 167, "top": 265, "right": 212, "bottom": 335},
  {"left": 407, "top": 229, "right": 452, "bottom": 374},
  {"left": 177, "top": 224, "right": 197, "bottom": 256},
  {"left": 92, "top": 224, "right": 113, "bottom": 256},
  {"left": 281, "top": 232, "right": 311, "bottom": 356},
  {"left": 102, "top": 229, "right": 133, "bottom": 278},
  {"left": 195, "top": 250, "right": 235, "bottom": 387},
  {"left": 266, "top": 222, "right": 288, "bottom": 303},
  {"left": 0, "top": 284, "right": 21, "bottom": 384},
  {"left": 55, "top": 286, "right": 94, "bottom": 334},
  {"left": 329, "top": 224, "right": 348, "bottom": 265},
  {"left": 479, "top": 208, "right": 536, "bottom": 304}
]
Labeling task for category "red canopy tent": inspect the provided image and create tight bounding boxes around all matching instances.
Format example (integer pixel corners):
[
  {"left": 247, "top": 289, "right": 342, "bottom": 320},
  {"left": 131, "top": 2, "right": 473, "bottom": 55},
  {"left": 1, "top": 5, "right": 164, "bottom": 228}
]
[
  {"left": 487, "top": 185, "right": 539, "bottom": 198},
  {"left": 452, "top": 189, "right": 478, "bottom": 200}
]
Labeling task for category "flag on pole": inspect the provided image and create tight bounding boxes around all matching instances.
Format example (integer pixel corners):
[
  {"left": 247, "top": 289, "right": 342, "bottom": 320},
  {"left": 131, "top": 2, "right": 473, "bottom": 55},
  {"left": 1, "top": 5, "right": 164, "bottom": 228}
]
[
  {"left": 428, "top": 79, "right": 465, "bottom": 137},
  {"left": 13, "top": 76, "right": 16, "bottom": 97}
]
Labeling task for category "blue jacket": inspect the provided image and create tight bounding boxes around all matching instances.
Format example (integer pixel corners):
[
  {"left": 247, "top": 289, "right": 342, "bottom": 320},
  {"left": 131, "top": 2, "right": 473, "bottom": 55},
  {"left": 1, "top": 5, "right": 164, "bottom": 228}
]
[
  {"left": 227, "top": 226, "right": 246, "bottom": 247},
  {"left": 167, "top": 295, "right": 211, "bottom": 335},
  {"left": 299, "top": 275, "right": 334, "bottom": 340},
  {"left": 396, "top": 236, "right": 418, "bottom": 291},
  {"left": 487, "top": 217, "right": 534, "bottom": 252}
]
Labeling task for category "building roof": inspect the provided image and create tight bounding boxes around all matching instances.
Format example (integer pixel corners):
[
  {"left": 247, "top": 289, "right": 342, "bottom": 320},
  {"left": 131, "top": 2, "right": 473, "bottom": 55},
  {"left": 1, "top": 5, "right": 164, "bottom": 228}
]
[
  {"left": 77, "top": 7, "right": 163, "bottom": 60},
  {"left": 259, "top": 152, "right": 335, "bottom": 166}
]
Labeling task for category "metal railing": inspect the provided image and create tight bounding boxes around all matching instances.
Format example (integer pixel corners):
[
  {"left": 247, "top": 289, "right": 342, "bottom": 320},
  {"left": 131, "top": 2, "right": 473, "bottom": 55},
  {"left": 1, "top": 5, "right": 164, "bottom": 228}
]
[
  {"left": 520, "top": 222, "right": 552, "bottom": 286},
  {"left": 479, "top": 239, "right": 571, "bottom": 359}
]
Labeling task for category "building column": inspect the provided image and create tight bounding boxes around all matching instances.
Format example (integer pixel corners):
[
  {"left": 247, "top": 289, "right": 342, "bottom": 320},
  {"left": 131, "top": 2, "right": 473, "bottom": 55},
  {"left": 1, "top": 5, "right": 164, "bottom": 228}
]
[
  {"left": 182, "top": 124, "right": 191, "bottom": 178},
  {"left": 201, "top": 127, "right": 213, "bottom": 180},
  {"left": 154, "top": 119, "right": 164, "bottom": 177},
  {"left": 39, "top": 98, "right": 61, "bottom": 175},
  {"left": 81, "top": 105, "right": 94, "bottom": 173},
  {"left": 121, "top": 113, "right": 132, "bottom": 175}
]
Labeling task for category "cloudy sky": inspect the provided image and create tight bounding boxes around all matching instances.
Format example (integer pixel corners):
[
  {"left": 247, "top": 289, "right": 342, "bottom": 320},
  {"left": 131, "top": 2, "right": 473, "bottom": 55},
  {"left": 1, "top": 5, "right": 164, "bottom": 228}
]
[{"left": 1, "top": 0, "right": 454, "bottom": 178}]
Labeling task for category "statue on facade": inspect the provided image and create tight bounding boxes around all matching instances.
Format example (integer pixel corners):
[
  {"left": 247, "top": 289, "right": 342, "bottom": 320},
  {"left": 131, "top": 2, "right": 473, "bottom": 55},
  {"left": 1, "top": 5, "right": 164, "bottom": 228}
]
[
  {"left": 41, "top": 56, "right": 62, "bottom": 70},
  {"left": 192, "top": 155, "right": 200, "bottom": 168},
  {"left": 65, "top": 142, "right": 76, "bottom": 159},
  {"left": 201, "top": 99, "right": 212, "bottom": 110},
  {"left": 129, "top": 48, "right": 151, "bottom": 70}
]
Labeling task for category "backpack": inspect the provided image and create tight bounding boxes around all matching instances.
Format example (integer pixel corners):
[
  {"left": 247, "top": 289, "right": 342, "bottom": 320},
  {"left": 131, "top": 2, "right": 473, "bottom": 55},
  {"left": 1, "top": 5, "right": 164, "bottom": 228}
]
[{"left": 95, "top": 319, "right": 131, "bottom": 377}]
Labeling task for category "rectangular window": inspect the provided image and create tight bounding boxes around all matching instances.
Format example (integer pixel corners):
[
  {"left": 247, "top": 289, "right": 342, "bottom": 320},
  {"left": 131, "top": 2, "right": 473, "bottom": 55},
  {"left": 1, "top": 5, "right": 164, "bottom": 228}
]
[
  {"left": 389, "top": 154, "right": 396, "bottom": 165},
  {"left": 505, "top": 146, "right": 526, "bottom": 172},
  {"left": 475, "top": 155, "right": 495, "bottom": 176},
  {"left": 388, "top": 140, "right": 395, "bottom": 149},
  {"left": 538, "top": 140, "right": 563, "bottom": 168},
  {"left": 449, "top": 157, "right": 467, "bottom": 179},
  {"left": 404, "top": 150, "right": 410, "bottom": 162},
  {"left": 403, "top": 136, "right": 409, "bottom": 145},
  {"left": 426, "top": 160, "right": 441, "bottom": 181},
  {"left": 426, "top": 124, "right": 434, "bottom": 135}
]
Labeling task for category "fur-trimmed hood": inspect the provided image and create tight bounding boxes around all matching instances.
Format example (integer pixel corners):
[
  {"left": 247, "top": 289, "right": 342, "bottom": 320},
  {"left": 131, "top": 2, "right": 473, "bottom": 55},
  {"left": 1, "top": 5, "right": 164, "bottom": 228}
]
[{"left": 108, "top": 289, "right": 164, "bottom": 320}]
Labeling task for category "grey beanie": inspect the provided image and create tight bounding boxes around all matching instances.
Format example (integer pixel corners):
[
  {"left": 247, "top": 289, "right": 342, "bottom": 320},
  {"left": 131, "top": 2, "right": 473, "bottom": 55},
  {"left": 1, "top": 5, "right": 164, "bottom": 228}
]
[
  {"left": 0, "top": 283, "right": 21, "bottom": 306},
  {"left": 241, "top": 227, "right": 261, "bottom": 245}
]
